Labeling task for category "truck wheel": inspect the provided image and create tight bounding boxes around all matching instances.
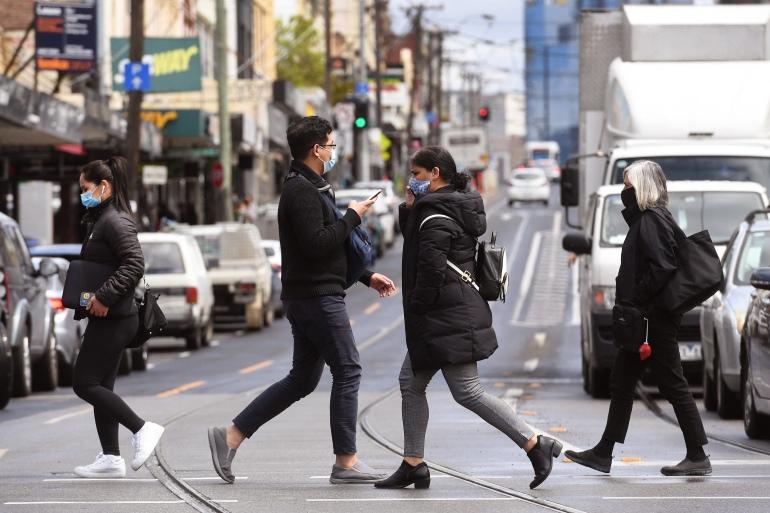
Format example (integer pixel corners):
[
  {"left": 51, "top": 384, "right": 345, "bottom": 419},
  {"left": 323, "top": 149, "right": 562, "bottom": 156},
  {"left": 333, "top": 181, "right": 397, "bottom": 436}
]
[
  {"left": 132, "top": 344, "right": 149, "bottom": 371},
  {"left": 0, "top": 323, "right": 12, "bottom": 409},
  {"left": 32, "top": 327, "right": 58, "bottom": 392},
  {"left": 716, "top": 355, "right": 740, "bottom": 419},
  {"left": 185, "top": 327, "right": 202, "bottom": 350},
  {"left": 117, "top": 349, "right": 132, "bottom": 376},
  {"left": 246, "top": 296, "right": 265, "bottom": 331},
  {"left": 201, "top": 315, "right": 214, "bottom": 347},
  {"left": 743, "top": 364, "right": 770, "bottom": 439},
  {"left": 12, "top": 326, "right": 32, "bottom": 397}
]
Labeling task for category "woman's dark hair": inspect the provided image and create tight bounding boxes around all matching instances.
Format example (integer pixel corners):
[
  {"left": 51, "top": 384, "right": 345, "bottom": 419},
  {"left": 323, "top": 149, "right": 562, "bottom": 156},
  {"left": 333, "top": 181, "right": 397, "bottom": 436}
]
[
  {"left": 80, "top": 156, "right": 132, "bottom": 213},
  {"left": 411, "top": 146, "right": 471, "bottom": 191}
]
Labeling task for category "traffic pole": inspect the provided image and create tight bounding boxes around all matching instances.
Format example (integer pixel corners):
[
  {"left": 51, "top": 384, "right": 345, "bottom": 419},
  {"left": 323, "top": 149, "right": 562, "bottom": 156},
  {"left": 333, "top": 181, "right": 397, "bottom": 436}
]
[
  {"left": 126, "top": 0, "right": 144, "bottom": 216},
  {"left": 215, "top": 0, "right": 233, "bottom": 222}
]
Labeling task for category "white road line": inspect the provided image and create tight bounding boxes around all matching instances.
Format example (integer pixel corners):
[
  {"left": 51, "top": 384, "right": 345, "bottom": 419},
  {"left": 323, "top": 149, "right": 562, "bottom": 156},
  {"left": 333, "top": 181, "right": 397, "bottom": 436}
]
[
  {"left": 42, "top": 476, "right": 248, "bottom": 483},
  {"left": 309, "top": 475, "right": 512, "bottom": 480},
  {"left": 178, "top": 351, "right": 191, "bottom": 358},
  {"left": 4, "top": 500, "right": 239, "bottom": 505},
  {"left": 523, "top": 358, "right": 539, "bottom": 372},
  {"left": 603, "top": 497, "right": 770, "bottom": 501},
  {"left": 552, "top": 210, "right": 563, "bottom": 234},
  {"left": 146, "top": 363, "right": 156, "bottom": 370},
  {"left": 506, "top": 213, "right": 528, "bottom": 275},
  {"left": 569, "top": 263, "right": 580, "bottom": 326},
  {"left": 501, "top": 212, "right": 514, "bottom": 221},
  {"left": 534, "top": 332, "right": 546, "bottom": 347},
  {"left": 306, "top": 498, "right": 517, "bottom": 503},
  {"left": 511, "top": 231, "right": 543, "bottom": 322},
  {"left": 210, "top": 340, "right": 220, "bottom": 347},
  {"left": 568, "top": 474, "right": 770, "bottom": 480},
  {"left": 43, "top": 407, "right": 91, "bottom": 425}
]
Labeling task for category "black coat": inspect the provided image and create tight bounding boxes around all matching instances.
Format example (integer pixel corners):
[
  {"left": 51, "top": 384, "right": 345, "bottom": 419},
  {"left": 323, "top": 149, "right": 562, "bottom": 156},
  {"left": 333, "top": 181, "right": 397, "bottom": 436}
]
[
  {"left": 616, "top": 201, "right": 682, "bottom": 313},
  {"left": 399, "top": 186, "right": 498, "bottom": 371},
  {"left": 76, "top": 199, "right": 144, "bottom": 319}
]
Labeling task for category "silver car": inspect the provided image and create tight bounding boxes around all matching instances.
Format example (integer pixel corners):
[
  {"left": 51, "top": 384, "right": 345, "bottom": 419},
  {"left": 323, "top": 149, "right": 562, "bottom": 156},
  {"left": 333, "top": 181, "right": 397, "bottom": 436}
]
[{"left": 701, "top": 214, "right": 770, "bottom": 418}]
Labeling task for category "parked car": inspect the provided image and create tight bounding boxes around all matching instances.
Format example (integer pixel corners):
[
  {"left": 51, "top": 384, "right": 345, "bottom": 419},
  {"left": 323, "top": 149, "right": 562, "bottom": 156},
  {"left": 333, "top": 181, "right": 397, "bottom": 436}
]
[
  {"left": 139, "top": 232, "right": 214, "bottom": 350},
  {"left": 333, "top": 194, "right": 385, "bottom": 260},
  {"left": 506, "top": 167, "right": 551, "bottom": 207},
  {"left": 336, "top": 189, "right": 396, "bottom": 248},
  {"left": 563, "top": 181, "right": 768, "bottom": 398},
  {"left": 526, "top": 158, "right": 562, "bottom": 182},
  {"left": 261, "top": 240, "right": 283, "bottom": 318},
  {"left": 29, "top": 243, "right": 145, "bottom": 374},
  {"left": 31, "top": 256, "right": 83, "bottom": 386},
  {"left": 171, "top": 223, "right": 273, "bottom": 330},
  {"left": 740, "top": 267, "right": 770, "bottom": 438},
  {"left": 353, "top": 180, "right": 401, "bottom": 232},
  {"left": 701, "top": 210, "right": 770, "bottom": 418},
  {"left": 0, "top": 307, "right": 11, "bottom": 409},
  {"left": 0, "top": 214, "right": 58, "bottom": 396}
]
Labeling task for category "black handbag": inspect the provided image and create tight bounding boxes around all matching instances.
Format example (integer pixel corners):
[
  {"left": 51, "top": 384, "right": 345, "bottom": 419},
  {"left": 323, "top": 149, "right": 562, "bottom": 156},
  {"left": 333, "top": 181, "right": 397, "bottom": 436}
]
[
  {"left": 612, "top": 305, "right": 646, "bottom": 353},
  {"left": 129, "top": 280, "right": 167, "bottom": 349},
  {"left": 655, "top": 222, "right": 724, "bottom": 314}
]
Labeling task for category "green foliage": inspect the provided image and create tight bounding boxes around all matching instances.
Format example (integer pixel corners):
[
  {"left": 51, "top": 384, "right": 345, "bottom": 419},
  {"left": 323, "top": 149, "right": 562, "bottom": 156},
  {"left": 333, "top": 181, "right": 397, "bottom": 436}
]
[{"left": 276, "top": 16, "right": 324, "bottom": 88}]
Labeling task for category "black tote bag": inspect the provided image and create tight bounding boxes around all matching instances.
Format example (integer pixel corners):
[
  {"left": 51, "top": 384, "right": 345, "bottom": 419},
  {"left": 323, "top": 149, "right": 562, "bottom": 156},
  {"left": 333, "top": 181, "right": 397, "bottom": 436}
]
[{"left": 656, "top": 227, "right": 724, "bottom": 315}]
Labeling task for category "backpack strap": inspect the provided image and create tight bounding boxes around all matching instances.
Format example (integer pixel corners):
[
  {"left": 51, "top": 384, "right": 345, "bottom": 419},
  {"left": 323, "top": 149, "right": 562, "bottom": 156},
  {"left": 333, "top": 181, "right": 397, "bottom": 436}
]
[{"left": 418, "top": 214, "right": 479, "bottom": 291}]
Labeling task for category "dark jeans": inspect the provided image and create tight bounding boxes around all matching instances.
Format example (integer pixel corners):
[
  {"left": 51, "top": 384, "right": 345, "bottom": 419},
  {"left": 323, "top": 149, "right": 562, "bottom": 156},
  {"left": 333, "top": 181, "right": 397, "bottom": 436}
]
[
  {"left": 73, "top": 315, "right": 144, "bottom": 456},
  {"left": 232, "top": 295, "right": 362, "bottom": 455},
  {"left": 603, "top": 311, "right": 707, "bottom": 448}
]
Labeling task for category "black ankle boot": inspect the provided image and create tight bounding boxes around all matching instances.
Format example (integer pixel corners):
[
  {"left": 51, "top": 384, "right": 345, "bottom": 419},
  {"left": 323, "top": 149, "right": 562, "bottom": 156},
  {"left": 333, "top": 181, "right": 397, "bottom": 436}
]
[
  {"left": 527, "top": 435, "right": 563, "bottom": 489},
  {"left": 564, "top": 448, "right": 612, "bottom": 474},
  {"left": 374, "top": 460, "right": 430, "bottom": 489}
]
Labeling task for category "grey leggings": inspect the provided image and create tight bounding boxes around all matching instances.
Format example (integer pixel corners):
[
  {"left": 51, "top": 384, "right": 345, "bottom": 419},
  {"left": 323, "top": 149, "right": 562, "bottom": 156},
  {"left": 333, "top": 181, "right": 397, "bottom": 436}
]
[{"left": 399, "top": 355, "right": 534, "bottom": 458}]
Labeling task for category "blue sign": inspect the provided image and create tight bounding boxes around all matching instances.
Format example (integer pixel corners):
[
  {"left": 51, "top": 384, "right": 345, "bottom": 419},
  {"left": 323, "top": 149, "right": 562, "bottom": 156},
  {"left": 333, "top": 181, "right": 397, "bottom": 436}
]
[
  {"left": 354, "top": 81, "right": 368, "bottom": 95},
  {"left": 426, "top": 111, "right": 437, "bottom": 125},
  {"left": 123, "top": 62, "right": 150, "bottom": 92}
]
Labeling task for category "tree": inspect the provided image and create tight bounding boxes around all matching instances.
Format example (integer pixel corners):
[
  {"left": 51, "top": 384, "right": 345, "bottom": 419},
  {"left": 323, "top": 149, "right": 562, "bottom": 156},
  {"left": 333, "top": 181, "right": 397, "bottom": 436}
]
[{"left": 276, "top": 16, "right": 324, "bottom": 88}]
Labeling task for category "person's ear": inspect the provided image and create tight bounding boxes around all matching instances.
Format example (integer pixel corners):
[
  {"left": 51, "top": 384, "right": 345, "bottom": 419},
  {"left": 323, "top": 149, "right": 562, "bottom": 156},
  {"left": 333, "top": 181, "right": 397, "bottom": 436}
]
[{"left": 431, "top": 167, "right": 440, "bottom": 179}]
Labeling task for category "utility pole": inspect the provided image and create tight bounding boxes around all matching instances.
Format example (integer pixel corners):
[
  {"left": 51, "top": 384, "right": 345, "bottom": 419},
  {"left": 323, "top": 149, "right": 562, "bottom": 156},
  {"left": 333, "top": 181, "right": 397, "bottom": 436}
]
[
  {"left": 405, "top": 6, "right": 423, "bottom": 155},
  {"left": 324, "top": 0, "right": 332, "bottom": 101},
  {"left": 357, "top": 0, "right": 370, "bottom": 182},
  {"left": 374, "top": 0, "right": 385, "bottom": 128},
  {"left": 543, "top": 47, "right": 550, "bottom": 139},
  {"left": 435, "top": 31, "right": 443, "bottom": 143},
  {"left": 426, "top": 31, "right": 434, "bottom": 143},
  {"left": 126, "top": 0, "right": 144, "bottom": 213},
  {"left": 216, "top": 0, "right": 233, "bottom": 221}
]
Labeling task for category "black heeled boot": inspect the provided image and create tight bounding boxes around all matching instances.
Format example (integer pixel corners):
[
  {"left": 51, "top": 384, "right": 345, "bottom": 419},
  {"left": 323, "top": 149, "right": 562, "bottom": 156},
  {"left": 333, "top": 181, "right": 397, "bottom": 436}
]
[
  {"left": 527, "top": 435, "right": 564, "bottom": 489},
  {"left": 374, "top": 460, "right": 431, "bottom": 489}
]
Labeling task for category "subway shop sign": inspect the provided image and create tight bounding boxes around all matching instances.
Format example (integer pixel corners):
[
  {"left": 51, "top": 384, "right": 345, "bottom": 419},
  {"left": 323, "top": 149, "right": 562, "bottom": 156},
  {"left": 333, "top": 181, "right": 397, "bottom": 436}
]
[{"left": 111, "top": 37, "right": 201, "bottom": 93}]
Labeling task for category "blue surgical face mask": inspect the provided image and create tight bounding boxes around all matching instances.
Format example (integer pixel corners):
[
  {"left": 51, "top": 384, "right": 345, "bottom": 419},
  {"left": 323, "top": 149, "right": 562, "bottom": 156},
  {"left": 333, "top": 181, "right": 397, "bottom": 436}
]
[
  {"left": 80, "top": 185, "right": 103, "bottom": 209},
  {"left": 408, "top": 176, "right": 431, "bottom": 198},
  {"left": 319, "top": 147, "right": 337, "bottom": 175}
]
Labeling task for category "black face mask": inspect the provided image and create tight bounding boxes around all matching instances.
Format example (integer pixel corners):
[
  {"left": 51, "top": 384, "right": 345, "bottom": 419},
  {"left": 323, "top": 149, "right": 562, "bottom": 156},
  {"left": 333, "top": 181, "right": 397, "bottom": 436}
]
[{"left": 621, "top": 187, "right": 637, "bottom": 208}]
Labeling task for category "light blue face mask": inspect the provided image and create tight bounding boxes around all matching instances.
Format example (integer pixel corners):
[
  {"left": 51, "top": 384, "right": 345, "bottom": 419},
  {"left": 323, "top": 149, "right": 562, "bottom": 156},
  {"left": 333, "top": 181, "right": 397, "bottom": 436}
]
[
  {"left": 320, "top": 147, "right": 337, "bottom": 175},
  {"left": 80, "top": 185, "right": 104, "bottom": 209},
  {"left": 408, "top": 176, "right": 431, "bottom": 198}
]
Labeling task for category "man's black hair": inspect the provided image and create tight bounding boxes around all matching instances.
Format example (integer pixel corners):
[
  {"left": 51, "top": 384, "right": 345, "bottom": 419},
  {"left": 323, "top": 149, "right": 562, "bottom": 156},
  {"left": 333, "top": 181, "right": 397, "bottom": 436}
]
[{"left": 286, "top": 116, "right": 333, "bottom": 160}]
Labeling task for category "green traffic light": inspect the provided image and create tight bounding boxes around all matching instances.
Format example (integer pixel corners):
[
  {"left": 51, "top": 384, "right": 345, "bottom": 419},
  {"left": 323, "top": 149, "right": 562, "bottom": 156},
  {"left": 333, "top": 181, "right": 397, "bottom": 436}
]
[{"left": 355, "top": 117, "right": 367, "bottom": 129}]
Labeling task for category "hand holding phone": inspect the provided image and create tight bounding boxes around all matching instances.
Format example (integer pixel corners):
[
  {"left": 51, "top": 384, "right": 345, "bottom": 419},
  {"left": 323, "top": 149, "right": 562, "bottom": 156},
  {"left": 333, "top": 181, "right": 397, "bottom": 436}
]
[{"left": 368, "top": 189, "right": 383, "bottom": 201}]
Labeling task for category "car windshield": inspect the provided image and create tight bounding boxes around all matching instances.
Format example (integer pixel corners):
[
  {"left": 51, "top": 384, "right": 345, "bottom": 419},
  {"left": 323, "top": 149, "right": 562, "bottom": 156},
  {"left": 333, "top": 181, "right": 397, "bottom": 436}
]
[
  {"left": 600, "top": 191, "right": 766, "bottom": 246},
  {"left": 142, "top": 242, "right": 185, "bottom": 274},
  {"left": 514, "top": 172, "right": 542, "bottom": 181},
  {"left": 735, "top": 230, "right": 770, "bottom": 285},
  {"left": 611, "top": 157, "right": 770, "bottom": 190},
  {"left": 194, "top": 235, "right": 221, "bottom": 269},
  {"left": 263, "top": 246, "right": 275, "bottom": 257}
]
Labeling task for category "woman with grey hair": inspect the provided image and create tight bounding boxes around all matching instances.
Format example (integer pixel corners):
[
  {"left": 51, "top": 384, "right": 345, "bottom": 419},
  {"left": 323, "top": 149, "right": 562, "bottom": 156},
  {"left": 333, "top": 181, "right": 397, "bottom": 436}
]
[{"left": 565, "top": 160, "right": 710, "bottom": 477}]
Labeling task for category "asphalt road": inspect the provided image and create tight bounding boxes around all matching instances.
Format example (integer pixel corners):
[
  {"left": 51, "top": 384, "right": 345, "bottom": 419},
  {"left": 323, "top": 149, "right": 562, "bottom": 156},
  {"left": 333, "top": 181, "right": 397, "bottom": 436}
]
[{"left": 1, "top": 186, "right": 769, "bottom": 513}]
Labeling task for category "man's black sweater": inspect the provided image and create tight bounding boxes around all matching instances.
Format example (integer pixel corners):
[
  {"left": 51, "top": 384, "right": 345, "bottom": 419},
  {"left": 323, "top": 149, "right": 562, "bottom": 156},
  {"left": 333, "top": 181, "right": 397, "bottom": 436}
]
[{"left": 278, "top": 160, "right": 373, "bottom": 299}]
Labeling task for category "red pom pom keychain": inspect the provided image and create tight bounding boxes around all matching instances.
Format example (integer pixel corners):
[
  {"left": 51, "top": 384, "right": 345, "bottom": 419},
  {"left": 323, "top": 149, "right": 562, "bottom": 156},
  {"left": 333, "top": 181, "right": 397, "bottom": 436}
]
[{"left": 640, "top": 317, "right": 652, "bottom": 361}]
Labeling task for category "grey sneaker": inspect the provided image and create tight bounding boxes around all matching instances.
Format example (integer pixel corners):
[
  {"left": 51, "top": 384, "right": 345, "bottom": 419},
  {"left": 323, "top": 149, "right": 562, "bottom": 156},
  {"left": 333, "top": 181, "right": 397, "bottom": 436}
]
[
  {"left": 208, "top": 427, "right": 237, "bottom": 484},
  {"left": 660, "top": 457, "right": 712, "bottom": 476},
  {"left": 330, "top": 460, "right": 387, "bottom": 484}
]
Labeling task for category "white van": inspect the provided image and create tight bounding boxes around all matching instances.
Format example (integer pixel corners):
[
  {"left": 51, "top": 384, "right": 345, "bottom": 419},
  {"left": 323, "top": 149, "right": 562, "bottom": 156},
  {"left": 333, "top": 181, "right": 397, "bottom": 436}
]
[
  {"left": 139, "top": 232, "right": 215, "bottom": 350},
  {"left": 563, "top": 181, "right": 769, "bottom": 397}
]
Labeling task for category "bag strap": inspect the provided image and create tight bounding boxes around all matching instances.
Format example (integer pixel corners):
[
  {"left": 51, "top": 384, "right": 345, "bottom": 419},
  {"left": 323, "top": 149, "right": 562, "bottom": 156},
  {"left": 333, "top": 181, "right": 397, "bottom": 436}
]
[{"left": 418, "top": 214, "right": 479, "bottom": 291}]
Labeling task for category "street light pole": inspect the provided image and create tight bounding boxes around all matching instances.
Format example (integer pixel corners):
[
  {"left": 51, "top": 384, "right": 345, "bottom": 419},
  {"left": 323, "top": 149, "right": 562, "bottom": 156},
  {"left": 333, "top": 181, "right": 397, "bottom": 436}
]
[
  {"left": 126, "top": 0, "right": 144, "bottom": 216},
  {"left": 215, "top": 0, "right": 233, "bottom": 221},
  {"left": 357, "top": 0, "right": 370, "bottom": 182}
]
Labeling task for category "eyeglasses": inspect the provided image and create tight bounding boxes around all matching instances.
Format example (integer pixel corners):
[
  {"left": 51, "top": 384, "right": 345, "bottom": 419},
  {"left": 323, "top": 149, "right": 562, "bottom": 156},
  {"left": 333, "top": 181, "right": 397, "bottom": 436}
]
[{"left": 319, "top": 144, "right": 337, "bottom": 149}]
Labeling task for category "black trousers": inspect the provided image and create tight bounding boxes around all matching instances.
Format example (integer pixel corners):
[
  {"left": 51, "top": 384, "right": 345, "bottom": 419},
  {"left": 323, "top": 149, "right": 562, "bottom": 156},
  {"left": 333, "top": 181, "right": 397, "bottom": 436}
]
[
  {"left": 73, "top": 315, "right": 144, "bottom": 456},
  {"left": 233, "top": 295, "right": 362, "bottom": 455},
  {"left": 603, "top": 311, "right": 707, "bottom": 448}
]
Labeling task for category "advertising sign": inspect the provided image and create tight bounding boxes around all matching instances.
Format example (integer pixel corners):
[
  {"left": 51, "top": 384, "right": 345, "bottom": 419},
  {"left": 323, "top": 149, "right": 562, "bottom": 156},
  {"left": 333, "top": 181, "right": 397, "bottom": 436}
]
[
  {"left": 111, "top": 38, "right": 202, "bottom": 93},
  {"left": 35, "top": 0, "right": 98, "bottom": 72}
]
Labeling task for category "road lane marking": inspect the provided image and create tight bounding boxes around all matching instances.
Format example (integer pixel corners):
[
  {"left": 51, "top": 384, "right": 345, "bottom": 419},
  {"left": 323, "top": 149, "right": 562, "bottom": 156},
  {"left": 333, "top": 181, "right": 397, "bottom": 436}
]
[
  {"left": 210, "top": 340, "right": 220, "bottom": 347},
  {"left": 310, "top": 475, "right": 512, "bottom": 480},
  {"left": 603, "top": 497, "right": 770, "bottom": 501},
  {"left": 0, "top": 449, "right": 7, "bottom": 459},
  {"left": 534, "top": 332, "right": 546, "bottom": 347},
  {"left": 146, "top": 363, "right": 156, "bottom": 370},
  {"left": 621, "top": 457, "right": 642, "bottom": 463},
  {"left": 239, "top": 359, "right": 273, "bottom": 375},
  {"left": 523, "top": 358, "right": 539, "bottom": 372},
  {"left": 552, "top": 210, "right": 563, "bottom": 234},
  {"left": 178, "top": 351, "right": 191, "bottom": 358},
  {"left": 511, "top": 231, "right": 543, "bottom": 322},
  {"left": 306, "top": 498, "right": 517, "bottom": 502},
  {"left": 43, "top": 407, "right": 91, "bottom": 425},
  {"left": 4, "top": 500, "right": 238, "bottom": 505},
  {"left": 364, "top": 303, "right": 381, "bottom": 315},
  {"left": 356, "top": 315, "right": 404, "bottom": 351},
  {"left": 549, "top": 426, "right": 568, "bottom": 433},
  {"left": 43, "top": 476, "right": 248, "bottom": 482},
  {"left": 157, "top": 380, "right": 206, "bottom": 398}
]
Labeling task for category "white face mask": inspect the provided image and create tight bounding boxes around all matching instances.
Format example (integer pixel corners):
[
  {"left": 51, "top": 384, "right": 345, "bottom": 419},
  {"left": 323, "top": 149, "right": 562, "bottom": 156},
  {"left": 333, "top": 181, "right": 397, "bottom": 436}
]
[{"left": 318, "top": 146, "right": 337, "bottom": 175}]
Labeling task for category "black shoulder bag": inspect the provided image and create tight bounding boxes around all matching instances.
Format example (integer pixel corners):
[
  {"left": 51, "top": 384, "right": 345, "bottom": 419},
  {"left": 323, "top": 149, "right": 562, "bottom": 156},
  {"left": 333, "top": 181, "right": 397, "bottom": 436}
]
[{"left": 129, "top": 279, "right": 167, "bottom": 349}]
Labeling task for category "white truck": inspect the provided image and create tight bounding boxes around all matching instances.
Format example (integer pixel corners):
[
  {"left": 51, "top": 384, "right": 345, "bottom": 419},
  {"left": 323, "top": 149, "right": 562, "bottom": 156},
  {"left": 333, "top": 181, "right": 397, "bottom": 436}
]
[
  {"left": 441, "top": 127, "right": 489, "bottom": 173},
  {"left": 561, "top": 5, "right": 770, "bottom": 396}
]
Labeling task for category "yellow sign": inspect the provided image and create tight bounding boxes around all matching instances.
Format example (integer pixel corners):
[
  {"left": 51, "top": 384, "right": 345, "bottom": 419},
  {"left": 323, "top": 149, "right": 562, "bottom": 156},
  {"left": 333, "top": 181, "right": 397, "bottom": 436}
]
[{"left": 141, "top": 111, "right": 179, "bottom": 129}]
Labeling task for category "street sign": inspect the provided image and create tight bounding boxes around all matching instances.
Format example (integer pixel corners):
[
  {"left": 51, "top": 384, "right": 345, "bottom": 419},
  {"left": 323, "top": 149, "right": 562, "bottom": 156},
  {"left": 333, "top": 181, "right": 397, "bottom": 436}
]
[
  {"left": 35, "top": 0, "right": 97, "bottom": 72},
  {"left": 142, "top": 165, "right": 168, "bottom": 186},
  {"left": 211, "top": 162, "right": 224, "bottom": 189},
  {"left": 111, "top": 38, "right": 202, "bottom": 93},
  {"left": 354, "top": 81, "right": 368, "bottom": 95},
  {"left": 124, "top": 62, "right": 150, "bottom": 92},
  {"left": 333, "top": 102, "right": 355, "bottom": 127}
]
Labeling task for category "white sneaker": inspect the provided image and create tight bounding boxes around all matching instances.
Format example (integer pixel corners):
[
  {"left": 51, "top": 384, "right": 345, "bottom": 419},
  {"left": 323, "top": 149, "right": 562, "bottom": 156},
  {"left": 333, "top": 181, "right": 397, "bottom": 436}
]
[
  {"left": 131, "top": 421, "right": 165, "bottom": 471},
  {"left": 74, "top": 452, "right": 126, "bottom": 478}
]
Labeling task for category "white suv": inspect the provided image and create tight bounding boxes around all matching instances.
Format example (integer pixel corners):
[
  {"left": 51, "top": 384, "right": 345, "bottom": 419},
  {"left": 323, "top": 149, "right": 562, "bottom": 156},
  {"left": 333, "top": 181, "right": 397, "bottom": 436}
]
[{"left": 139, "top": 232, "right": 214, "bottom": 350}]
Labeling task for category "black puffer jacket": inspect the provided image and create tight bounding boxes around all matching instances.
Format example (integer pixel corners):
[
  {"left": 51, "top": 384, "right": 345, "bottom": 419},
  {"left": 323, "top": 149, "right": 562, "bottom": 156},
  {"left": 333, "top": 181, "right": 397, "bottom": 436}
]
[
  {"left": 76, "top": 198, "right": 144, "bottom": 319},
  {"left": 616, "top": 200, "right": 681, "bottom": 313},
  {"left": 400, "top": 186, "right": 498, "bottom": 371}
]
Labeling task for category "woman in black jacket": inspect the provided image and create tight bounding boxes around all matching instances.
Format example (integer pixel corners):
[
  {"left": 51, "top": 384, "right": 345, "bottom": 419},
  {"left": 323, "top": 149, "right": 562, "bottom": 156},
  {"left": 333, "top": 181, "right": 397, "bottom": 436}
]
[
  {"left": 72, "top": 157, "right": 164, "bottom": 478},
  {"left": 565, "top": 160, "right": 710, "bottom": 476},
  {"left": 375, "top": 147, "right": 562, "bottom": 491}
]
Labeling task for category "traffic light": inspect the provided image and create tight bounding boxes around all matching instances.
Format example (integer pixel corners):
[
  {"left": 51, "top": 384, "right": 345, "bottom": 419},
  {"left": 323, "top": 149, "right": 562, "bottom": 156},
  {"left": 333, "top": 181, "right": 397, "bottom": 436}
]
[
  {"left": 478, "top": 106, "right": 490, "bottom": 122},
  {"left": 354, "top": 98, "right": 369, "bottom": 129}
]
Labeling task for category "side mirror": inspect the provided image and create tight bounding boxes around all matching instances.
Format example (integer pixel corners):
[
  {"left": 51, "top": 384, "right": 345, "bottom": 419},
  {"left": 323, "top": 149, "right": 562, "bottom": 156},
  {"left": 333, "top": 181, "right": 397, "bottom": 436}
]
[
  {"left": 750, "top": 267, "right": 770, "bottom": 290},
  {"left": 563, "top": 232, "right": 592, "bottom": 256},
  {"left": 37, "top": 258, "right": 59, "bottom": 278},
  {"left": 560, "top": 163, "right": 579, "bottom": 207}
]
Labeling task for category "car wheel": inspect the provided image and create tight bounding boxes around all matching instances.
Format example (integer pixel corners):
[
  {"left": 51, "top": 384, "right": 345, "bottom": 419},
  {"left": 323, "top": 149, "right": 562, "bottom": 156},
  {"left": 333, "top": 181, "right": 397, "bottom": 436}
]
[
  {"left": 117, "top": 349, "right": 132, "bottom": 376},
  {"left": 716, "top": 354, "right": 740, "bottom": 419},
  {"left": 58, "top": 347, "right": 78, "bottom": 387},
  {"left": 185, "top": 327, "right": 202, "bottom": 350},
  {"left": 12, "top": 326, "right": 32, "bottom": 397},
  {"left": 132, "top": 344, "right": 149, "bottom": 371},
  {"left": 581, "top": 353, "right": 590, "bottom": 394},
  {"left": 33, "top": 326, "right": 58, "bottom": 392},
  {"left": 743, "top": 362, "right": 770, "bottom": 439},
  {"left": 588, "top": 364, "right": 610, "bottom": 399},
  {"left": 263, "top": 302, "right": 274, "bottom": 328},
  {"left": 542, "top": 200, "right": 549, "bottom": 207},
  {"left": 246, "top": 295, "right": 265, "bottom": 331},
  {"left": 201, "top": 315, "right": 214, "bottom": 347},
  {"left": 702, "top": 360, "right": 717, "bottom": 411},
  {"left": 0, "top": 322, "right": 12, "bottom": 409},
  {"left": 507, "top": 199, "right": 514, "bottom": 208}
]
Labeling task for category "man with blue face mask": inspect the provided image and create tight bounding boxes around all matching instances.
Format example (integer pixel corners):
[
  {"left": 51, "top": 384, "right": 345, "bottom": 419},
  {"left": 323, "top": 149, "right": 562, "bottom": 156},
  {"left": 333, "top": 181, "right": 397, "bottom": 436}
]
[{"left": 207, "top": 116, "right": 396, "bottom": 485}]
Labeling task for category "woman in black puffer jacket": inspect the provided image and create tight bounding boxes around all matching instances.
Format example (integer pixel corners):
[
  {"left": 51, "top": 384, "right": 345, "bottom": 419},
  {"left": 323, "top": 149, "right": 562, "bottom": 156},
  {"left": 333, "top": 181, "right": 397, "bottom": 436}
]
[
  {"left": 71, "top": 157, "right": 164, "bottom": 479},
  {"left": 376, "top": 147, "right": 562, "bottom": 491}
]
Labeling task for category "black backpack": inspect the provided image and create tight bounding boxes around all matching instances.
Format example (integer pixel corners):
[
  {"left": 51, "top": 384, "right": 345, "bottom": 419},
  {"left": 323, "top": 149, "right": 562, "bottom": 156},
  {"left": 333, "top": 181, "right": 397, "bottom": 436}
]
[{"left": 419, "top": 214, "right": 509, "bottom": 302}]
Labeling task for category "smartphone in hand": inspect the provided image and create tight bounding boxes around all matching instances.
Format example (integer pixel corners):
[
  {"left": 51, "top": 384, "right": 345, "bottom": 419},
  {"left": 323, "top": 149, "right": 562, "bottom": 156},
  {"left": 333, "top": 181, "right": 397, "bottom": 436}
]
[{"left": 368, "top": 189, "right": 383, "bottom": 201}]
